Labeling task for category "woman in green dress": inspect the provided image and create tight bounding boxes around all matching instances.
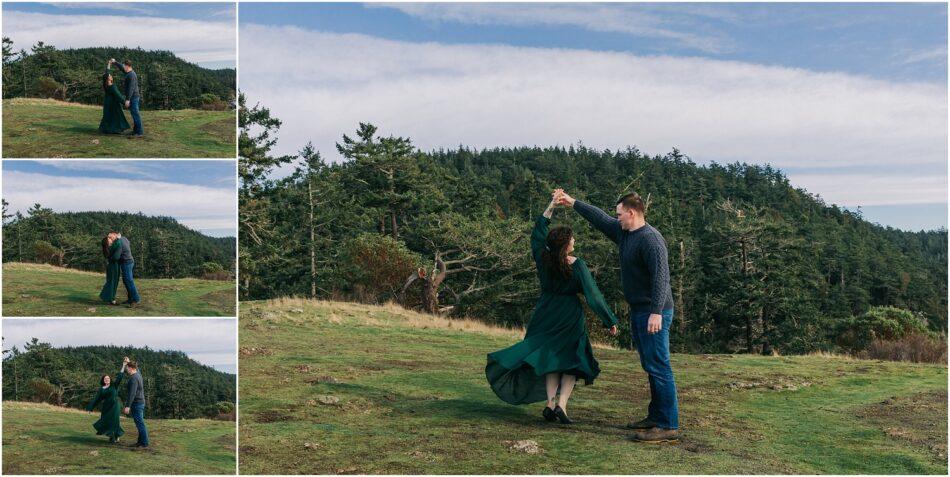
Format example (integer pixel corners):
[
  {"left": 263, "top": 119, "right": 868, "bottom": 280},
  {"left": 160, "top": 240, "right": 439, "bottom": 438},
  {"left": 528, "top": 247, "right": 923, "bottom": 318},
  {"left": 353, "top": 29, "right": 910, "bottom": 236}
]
[
  {"left": 486, "top": 196, "right": 619, "bottom": 424},
  {"left": 86, "top": 360, "right": 128, "bottom": 443},
  {"left": 99, "top": 235, "right": 121, "bottom": 304},
  {"left": 99, "top": 73, "right": 130, "bottom": 134}
]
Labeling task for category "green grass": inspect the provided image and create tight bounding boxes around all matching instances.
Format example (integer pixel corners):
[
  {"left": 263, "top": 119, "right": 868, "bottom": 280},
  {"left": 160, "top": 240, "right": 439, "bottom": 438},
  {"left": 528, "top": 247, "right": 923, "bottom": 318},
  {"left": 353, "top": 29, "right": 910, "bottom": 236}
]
[
  {"left": 239, "top": 299, "right": 948, "bottom": 474},
  {"left": 2, "top": 263, "right": 235, "bottom": 317},
  {"left": 2, "top": 401, "right": 235, "bottom": 475},
  {"left": 2, "top": 98, "right": 235, "bottom": 158}
]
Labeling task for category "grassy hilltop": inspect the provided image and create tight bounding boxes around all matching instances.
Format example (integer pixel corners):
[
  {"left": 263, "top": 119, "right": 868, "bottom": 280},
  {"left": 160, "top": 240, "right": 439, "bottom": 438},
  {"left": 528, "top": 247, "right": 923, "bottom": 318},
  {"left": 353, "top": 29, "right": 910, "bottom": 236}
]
[
  {"left": 2, "top": 98, "right": 235, "bottom": 158},
  {"left": 3, "top": 263, "right": 235, "bottom": 317},
  {"left": 2, "top": 402, "right": 235, "bottom": 475},
  {"left": 238, "top": 299, "right": 947, "bottom": 475}
]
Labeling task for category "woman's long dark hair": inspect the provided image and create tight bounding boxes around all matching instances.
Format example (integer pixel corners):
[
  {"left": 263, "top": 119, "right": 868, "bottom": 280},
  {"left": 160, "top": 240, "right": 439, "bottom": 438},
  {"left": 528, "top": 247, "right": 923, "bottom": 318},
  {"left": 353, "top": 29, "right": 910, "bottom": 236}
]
[
  {"left": 541, "top": 226, "right": 573, "bottom": 279},
  {"left": 101, "top": 236, "right": 110, "bottom": 258},
  {"left": 102, "top": 73, "right": 111, "bottom": 92},
  {"left": 100, "top": 374, "right": 110, "bottom": 386}
]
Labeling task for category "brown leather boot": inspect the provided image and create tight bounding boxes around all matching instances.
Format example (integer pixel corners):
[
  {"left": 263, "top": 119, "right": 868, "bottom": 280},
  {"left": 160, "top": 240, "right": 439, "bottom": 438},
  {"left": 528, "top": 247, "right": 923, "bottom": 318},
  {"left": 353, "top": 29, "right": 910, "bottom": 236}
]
[
  {"left": 630, "top": 427, "right": 680, "bottom": 443},
  {"left": 625, "top": 417, "right": 657, "bottom": 429}
]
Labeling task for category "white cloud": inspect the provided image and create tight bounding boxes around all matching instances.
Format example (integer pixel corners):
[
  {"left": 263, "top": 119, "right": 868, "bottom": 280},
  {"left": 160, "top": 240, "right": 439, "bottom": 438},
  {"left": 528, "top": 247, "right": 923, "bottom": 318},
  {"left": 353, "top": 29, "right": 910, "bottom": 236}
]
[
  {"left": 46, "top": 2, "right": 160, "bottom": 16},
  {"left": 787, "top": 172, "right": 948, "bottom": 206},
  {"left": 3, "top": 10, "right": 235, "bottom": 65},
  {"left": 2, "top": 171, "right": 236, "bottom": 235},
  {"left": 239, "top": 25, "right": 948, "bottom": 208},
  {"left": 2, "top": 319, "right": 236, "bottom": 372},
  {"left": 373, "top": 3, "right": 733, "bottom": 53}
]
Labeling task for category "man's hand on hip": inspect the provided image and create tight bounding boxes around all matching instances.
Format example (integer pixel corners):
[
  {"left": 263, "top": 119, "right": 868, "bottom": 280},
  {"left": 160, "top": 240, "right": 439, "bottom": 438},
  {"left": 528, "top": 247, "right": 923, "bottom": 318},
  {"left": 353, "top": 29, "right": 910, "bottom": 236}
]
[
  {"left": 647, "top": 314, "right": 662, "bottom": 334},
  {"left": 125, "top": 100, "right": 130, "bottom": 108},
  {"left": 123, "top": 407, "right": 130, "bottom": 415}
]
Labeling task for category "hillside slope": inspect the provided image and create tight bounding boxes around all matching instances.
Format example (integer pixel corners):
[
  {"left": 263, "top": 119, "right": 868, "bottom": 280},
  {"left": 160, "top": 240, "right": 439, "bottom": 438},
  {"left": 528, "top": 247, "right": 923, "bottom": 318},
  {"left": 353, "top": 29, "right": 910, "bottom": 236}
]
[
  {"left": 3, "top": 263, "right": 234, "bottom": 317},
  {"left": 2, "top": 98, "right": 235, "bottom": 158},
  {"left": 239, "top": 299, "right": 947, "bottom": 474},
  {"left": 2, "top": 402, "right": 235, "bottom": 475}
]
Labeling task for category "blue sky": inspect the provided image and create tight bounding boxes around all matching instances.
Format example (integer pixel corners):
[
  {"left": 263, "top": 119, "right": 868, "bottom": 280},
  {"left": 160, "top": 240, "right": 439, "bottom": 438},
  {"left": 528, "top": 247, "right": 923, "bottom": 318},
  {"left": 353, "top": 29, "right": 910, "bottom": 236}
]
[
  {"left": 2, "top": 319, "right": 237, "bottom": 374},
  {"left": 241, "top": 2, "right": 947, "bottom": 83},
  {"left": 3, "top": 160, "right": 236, "bottom": 237},
  {"left": 3, "top": 2, "right": 236, "bottom": 68},
  {"left": 240, "top": 3, "right": 947, "bottom": 232}
]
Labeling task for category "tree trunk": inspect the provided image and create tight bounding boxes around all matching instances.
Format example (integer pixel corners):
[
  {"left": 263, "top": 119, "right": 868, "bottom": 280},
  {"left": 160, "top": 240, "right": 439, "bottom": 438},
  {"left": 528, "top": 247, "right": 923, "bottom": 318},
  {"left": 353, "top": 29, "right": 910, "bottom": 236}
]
[
  {"left": 760, "top": 304, "right": 772, "bottom": 356},
  {"left": 308, "top": 175, "right": 316, "bottom": 298},
  {"left": 677, "top": 240, "right": 686, "bottom": 334}
]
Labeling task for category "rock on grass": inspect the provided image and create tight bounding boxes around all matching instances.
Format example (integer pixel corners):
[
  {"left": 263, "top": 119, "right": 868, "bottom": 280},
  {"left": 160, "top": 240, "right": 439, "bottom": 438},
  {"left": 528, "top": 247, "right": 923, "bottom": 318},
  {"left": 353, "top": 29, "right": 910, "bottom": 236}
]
[{"left": 504, "top": 439, "right": 542, "bottom": 454}]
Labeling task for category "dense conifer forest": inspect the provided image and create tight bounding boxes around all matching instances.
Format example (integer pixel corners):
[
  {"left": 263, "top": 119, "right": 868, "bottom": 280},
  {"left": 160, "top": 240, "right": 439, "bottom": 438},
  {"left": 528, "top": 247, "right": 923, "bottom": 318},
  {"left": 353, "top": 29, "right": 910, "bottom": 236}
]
[
  {"left": 2, "top": 341, "right": 235, "bottom": 419},
  {"left": 2, "top": 208, "right": 235, "bottom": 280},
  {"left": 2, "top": 39, "right": 235, "bottom": 110},
  {"left": 239, "top": 95, "right": 947, "bottom": 356}
]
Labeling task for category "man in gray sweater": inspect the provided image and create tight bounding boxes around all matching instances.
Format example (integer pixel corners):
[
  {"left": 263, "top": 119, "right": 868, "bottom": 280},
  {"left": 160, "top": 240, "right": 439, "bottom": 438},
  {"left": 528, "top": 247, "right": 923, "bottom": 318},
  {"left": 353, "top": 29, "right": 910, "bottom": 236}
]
[
  {"left": 122, "top": 359, "right": 149, "bottom": 448},
  {"left": 108, "top": 58, "right": 143, "bottom": 137},
  {"left": 108, "top": 232, "right": 141, "bottom": 306},
  {"left": 556, "top": 189, "right": 679, "bottom": 443}
]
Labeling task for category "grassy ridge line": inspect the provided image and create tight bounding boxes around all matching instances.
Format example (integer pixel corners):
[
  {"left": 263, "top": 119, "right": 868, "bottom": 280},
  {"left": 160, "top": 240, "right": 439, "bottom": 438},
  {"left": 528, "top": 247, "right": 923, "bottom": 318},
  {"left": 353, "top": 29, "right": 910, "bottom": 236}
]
[
  {"left": 2, "top": 262, "right": 236, "bottom": 317},
  {"left": 238, "top": 299, "right": 947, "bottom": 474},
  {"left": 2, "top": 401, "right": 236, "bottom": 475},
  {"left": 2, "top": 98, "right": 235, "bottom": 158}
]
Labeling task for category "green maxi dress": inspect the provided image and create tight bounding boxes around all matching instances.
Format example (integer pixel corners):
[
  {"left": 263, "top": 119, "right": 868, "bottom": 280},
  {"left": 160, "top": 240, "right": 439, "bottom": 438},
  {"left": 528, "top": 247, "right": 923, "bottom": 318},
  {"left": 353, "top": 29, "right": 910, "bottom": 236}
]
[
  {"left": 99, "top": 84, "right": 130, "bottom": 134},
  {"left": 486, "top": 215, "right": 619, "bottom": 405},
  {"left": 99, "top": 240, "right": 122, "bottom": 303},
  {"left": 86, "top": 373, "right": 125, "bottom": 441}
]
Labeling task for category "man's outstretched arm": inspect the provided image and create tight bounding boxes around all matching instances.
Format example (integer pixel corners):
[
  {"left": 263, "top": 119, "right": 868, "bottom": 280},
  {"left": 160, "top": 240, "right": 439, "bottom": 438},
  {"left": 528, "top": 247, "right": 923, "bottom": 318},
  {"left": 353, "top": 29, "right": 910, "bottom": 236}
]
[{"left": 556, "top": 190, "right": 622, "bottom": 244}]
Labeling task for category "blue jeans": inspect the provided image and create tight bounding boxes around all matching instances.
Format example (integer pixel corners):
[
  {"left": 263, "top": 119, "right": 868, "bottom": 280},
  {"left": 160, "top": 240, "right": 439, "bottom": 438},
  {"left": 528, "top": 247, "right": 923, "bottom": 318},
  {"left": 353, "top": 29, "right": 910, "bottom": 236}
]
[
  {"left": 129, "top": 96, "right": 143, "bottom": 135},
  {"left": 130, "top": 402, "right": 149, "bottom": 446},
  {"left": 120, "top": 261, "right": 141, "bottom": 303},
  {"left": 630, "top": 309, "right": 679, "bottom": 429}
]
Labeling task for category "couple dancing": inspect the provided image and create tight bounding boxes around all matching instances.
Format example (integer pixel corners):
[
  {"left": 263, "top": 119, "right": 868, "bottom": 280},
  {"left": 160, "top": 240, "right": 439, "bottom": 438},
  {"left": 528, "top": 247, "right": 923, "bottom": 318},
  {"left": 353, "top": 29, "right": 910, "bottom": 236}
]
[
  {"left": 486, "top": 190, "right": 679, "bottom": 444},
  {"left": 99, "top": 58, "right": 144, "bottom": 137},
  {"left": 99, "top": 232, "right": 141, "bottom": 307},
  {"left": 85, "top": 357, "right": 150, "bottom": 448}
]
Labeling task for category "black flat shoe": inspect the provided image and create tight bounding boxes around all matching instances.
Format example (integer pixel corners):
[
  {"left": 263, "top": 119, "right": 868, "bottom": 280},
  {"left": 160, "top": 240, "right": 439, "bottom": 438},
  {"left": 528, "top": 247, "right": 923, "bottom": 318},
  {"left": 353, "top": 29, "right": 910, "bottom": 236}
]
[
  {"left": 553, "top": 405, "right": 573, "bottom": 424},
  {"left": 542, "top": 406, "right": 557, "bottom": 422}
]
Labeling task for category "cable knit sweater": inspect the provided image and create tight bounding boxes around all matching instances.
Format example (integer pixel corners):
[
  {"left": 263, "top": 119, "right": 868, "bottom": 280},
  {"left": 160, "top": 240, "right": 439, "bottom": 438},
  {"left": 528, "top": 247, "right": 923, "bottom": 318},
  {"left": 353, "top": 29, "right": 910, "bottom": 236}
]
[{"left": 573, "top": 200, "right": 674, "bottom": 315}]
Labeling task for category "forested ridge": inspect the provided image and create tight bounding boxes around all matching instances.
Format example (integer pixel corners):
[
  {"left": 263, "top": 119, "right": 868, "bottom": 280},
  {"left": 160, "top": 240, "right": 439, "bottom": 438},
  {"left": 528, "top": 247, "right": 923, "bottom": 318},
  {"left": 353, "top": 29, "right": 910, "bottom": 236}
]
[
  {"left": 2, "top": 208, "right": 235, "bottom": 280},
  {"left": 239, "top": 95, "right": 947, "bottom": 356},
  {"left": 2, "top": 39, "right": 235, "bottom": 110},
  {"left": 2, "top": 340, "right": 235, "bottom": 420}
]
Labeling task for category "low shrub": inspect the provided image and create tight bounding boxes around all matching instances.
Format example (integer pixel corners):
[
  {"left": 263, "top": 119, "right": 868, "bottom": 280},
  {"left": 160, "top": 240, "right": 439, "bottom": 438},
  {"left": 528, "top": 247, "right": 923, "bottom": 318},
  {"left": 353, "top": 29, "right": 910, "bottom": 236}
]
[{"left": 861, "top": 332, "right": 947, "bottom": 364}]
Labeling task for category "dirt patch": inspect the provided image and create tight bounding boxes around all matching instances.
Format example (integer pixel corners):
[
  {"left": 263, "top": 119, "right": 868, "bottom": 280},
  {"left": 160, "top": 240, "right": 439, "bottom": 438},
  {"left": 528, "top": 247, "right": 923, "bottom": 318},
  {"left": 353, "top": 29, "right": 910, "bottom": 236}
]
[
  {"left": 680, "top": 440, "right": 715, "bottom": 454},
  {"left": 240, "top": 346, "right": 273, "bottom": 357},
  {"left": 253, "top": 409, "right": 295, "bottom": 423},
  {"left": 306, "top": 376, "right": 341, "bottom": 384},
  {"left": 726, "top": 375, "right": 815, "bottom": 391},
  {"left": 857, "top": 390, "right": 947, "bottom": 461}
]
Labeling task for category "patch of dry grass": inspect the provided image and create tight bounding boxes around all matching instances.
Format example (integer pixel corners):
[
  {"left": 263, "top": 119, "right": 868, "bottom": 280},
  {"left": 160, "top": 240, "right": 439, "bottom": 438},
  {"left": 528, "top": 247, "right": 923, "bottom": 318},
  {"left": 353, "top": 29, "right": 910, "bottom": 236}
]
[{"left": 255, "top": 297, "right": 618, "bottom": 349}]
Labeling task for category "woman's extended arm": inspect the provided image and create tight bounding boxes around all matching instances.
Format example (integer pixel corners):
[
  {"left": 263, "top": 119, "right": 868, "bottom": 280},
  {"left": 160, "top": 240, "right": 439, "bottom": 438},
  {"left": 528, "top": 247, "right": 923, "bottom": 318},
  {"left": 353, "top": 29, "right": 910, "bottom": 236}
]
[
  {"left": 577, "top": 260, "right": 619, "bottom": 328},
  {"left": 530, "top": 204, "right": 554, "bottom": 262},
  {"left": 113, "top": 366, "right": 124, "bottom": 388}
]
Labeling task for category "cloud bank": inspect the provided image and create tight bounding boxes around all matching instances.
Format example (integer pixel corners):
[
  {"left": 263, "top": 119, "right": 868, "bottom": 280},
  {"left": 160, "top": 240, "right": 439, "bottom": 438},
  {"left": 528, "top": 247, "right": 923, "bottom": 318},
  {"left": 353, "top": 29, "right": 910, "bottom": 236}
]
[
  {"left": 3, "top": 10, "right": 235, "bottom": 65},
  {"left": 3, "top": 171, "right": 236, "bottom": 236},
  {"left": 239, "top": 25, "right": 947, "bottom": 208},
  {"left": 373, "top": 3, "right": 734, "bottom": 53}
]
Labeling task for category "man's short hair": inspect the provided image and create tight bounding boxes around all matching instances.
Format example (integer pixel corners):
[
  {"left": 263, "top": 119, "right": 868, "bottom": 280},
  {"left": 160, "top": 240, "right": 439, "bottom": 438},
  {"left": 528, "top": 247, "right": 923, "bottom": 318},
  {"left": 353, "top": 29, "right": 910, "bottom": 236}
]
[
  {"left": 123, "top": 60, "right": 132, "bottom": 68},
  {"left": 616, "top": 192, "right": 646, "bottom": 214},
  {"left": 127, "top": 361, "right": 138, "bottom": 370}
]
